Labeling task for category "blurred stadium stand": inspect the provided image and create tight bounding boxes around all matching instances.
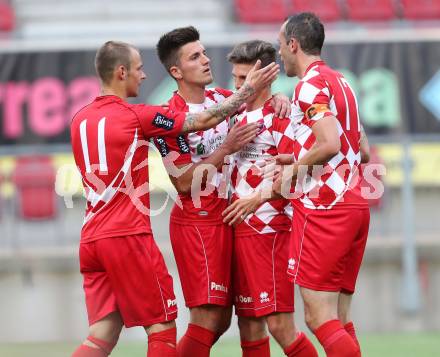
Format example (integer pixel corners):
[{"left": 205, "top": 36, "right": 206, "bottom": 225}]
[
  {"left": 0, "top": 0, "right": 15, "bottom": 33},
  {"left": 1, "top": 0, "right": 440, "bottom": 344},
  {"left": 345, "top": 0, "right": 396, "bottom": 22},
  {"left": 400, "top": 0, "right": 440, "bottom": 19}
]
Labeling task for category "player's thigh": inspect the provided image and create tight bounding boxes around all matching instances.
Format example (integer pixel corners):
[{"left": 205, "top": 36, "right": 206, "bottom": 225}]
[
  {"left": 96, "top": 235, "right": 177, "bottom": 328},
  {"left": 170, "top": 222, "right": 232, "bottom": 307},
  {"left": 289, "top": 208, "right": 363, "bottom": 291},
  {"left": 341, "top": 208, "right": 370, "bottom": 294},
  {"left": 234, "top": 232, "right": 293, "bottom": 317},
  {"left": 79, "top": 242, "right": 118, "bottom": 326}
]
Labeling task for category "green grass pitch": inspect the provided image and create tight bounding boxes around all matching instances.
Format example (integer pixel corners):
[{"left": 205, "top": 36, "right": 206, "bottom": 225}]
[{"left": 1, "top": 333, "right": 439, "bottom": 356}]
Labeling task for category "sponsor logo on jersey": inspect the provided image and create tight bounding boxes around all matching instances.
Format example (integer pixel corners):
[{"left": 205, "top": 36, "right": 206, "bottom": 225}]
[
  {"left": 196, "top": 143, "right": 206, "bottom": 155},
  {"left": 176, "top": 135, "right": 190, "bottom": 153},
  {"left": 198, "top": 210, "right": 209, "bottom": 216},
  {"left": 237, "top": 295, "right": 253, "bottom": 304},
  {"left": 167, "top": 298, "right": 177, "bottom": 308},
  {"left": 260, "top": 291, "right": 270, "bottom": 303},
  {"left": 153, "top": 113, "right": 175, "bottom": 130},
  {"left": 211, "top": 282, "right": 228, "bottom": 293},
  {"left": 155, "top": 136, "right": 169, "bottom": 157},
  {"left": 288, "top": 258, "right": 296, "bottom": 270}
]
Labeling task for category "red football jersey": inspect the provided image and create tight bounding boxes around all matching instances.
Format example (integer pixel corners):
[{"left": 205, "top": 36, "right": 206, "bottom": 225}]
[
  {"left": 71, "top": 95, "right": 186, "bottom": 242},
  {"left": 153, "top": 88, "right": 233, "bottom": 226},
  {"left": 291, "top": 61, "right": 368, "bottom": 210},
  {"left": 231, "top": 98, "right": 294, "bottom": 236}
]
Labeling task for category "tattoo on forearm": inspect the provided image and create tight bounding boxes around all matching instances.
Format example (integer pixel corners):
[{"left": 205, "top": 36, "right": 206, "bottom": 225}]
[
  {"left": 207, "top": 83, "right": 255, "bottom": 122},
  {"left": 182, "top": 113, "right": 197, "bottom": 132},
  {"left": 182, "top": 83, "right": 255, "bottom": 133}
]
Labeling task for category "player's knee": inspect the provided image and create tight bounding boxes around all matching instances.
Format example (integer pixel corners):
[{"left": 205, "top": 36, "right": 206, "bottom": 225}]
[
  {"left": 238, "top": 317, "right": 266, "bottom": 340},
  {"left": 88, "top": 314, "right": 123, "bottom": 345},
  {"left": 267, "top": 315, "right": 295, "bottom": 341},
  {"left": 217, "top": 314, "right": 232, "bottom": 335},
  {"left": 303, "top": 308, "right": 318, "bottom": 332}
]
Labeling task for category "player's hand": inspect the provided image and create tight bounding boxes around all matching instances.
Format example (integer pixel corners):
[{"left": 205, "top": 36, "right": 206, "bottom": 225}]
[
  {"left": 221, "top": 122, "right": 259, "bottom": 154},
  {"left": 260, "top": 158, "right": 282, "bottom": 181},
  {"left": 274, "top": 154, "right": 295, "bottom": 165},
  {"left": 244, "top": 60, "right": 280, "bottom": 93},
  {"left": 222, "top": 191, "right": 264, "bottom": 226},
  {"left": 271, "top": 93, "right": 291, "bottom": 118}
]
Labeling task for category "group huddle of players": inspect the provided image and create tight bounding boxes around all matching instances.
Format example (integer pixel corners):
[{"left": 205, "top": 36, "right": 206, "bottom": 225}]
[{"left": 70, "top": 12, "right": 370, "bottom": 357}]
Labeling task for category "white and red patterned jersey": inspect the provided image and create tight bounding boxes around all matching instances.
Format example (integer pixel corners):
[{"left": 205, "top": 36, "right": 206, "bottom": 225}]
[
  {"left": 71, "top": 95, "right": 186, "bottom": 242},
  {"left": 291, "top": 61, "right": 368, "bottom": 210},
  {"left": 153, "top": 88, "right": 233, "bottom": 226},
  {"left": 231, "top": 98, "right": 294, "bottom": 236}
]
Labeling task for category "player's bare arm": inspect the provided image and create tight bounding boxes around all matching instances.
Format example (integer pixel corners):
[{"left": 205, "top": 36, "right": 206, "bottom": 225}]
[
  {"left": 181, "top": 61, "right": 279, "bottom": 133},
  {"left": 168, "top": 123, "right": 258, "bottom": 194},
  {"left": 360, "top": 125, "right": 370, "bottom": 163}
]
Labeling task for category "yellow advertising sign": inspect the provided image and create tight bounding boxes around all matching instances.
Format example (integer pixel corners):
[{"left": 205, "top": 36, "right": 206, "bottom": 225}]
[{"left": 1, "top": 143, "right": 439, "bottom": 198}]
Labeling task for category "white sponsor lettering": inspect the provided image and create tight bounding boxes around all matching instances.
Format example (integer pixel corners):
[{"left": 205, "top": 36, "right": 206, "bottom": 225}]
[
  {"left": 167, "top": 299, "right": 177, "bottom": 308},
  {"left": 211, "top": 282, "right": 228, "bottom": 293},
  {"left": 238, "top": 295, "right": 253, "bottom": 304}
]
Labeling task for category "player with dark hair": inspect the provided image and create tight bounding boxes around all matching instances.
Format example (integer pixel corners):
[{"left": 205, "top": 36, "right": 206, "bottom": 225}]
[
  {"left": 227, "top": 40, "right": 318, "bottom": 357},
  {"left": 155, "top": 26, "right": 260, "bottom": 357},
  {"left": 225, "top": 12, "right": 370, "bottom": 357},
  {"left": 154, "top": 27, "right": 291, "bottom": 357},
  {"left": 70, "top": 40, "right": 279, "bottom": 357}
]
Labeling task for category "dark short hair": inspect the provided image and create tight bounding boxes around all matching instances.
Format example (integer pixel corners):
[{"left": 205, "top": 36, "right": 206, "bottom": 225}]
[
  {"left": 227, "top": 40, "right": 276, "bottom": 68},
  {"left": 95, "top": 41, "right": 136, "bottom": 84},
  {"left": 156, "top": 26, "right": 200, "bottom": 73},
  {"left": 284, "top": 12, "right": 325, "bottom": 56}
]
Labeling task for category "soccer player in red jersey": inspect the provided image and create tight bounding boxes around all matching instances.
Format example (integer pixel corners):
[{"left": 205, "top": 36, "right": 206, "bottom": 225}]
[
  {"left": 70, "top": 40, "right": 279, "bottom": 357},
  {"left": 154, "top": 27, "right": 290, "bottom": 357},
  {"left": 227, "top": 40, "right": 318, "bottom": 357},
  {"left": 225, "top": 13, "right": 371, "bottom": 357}
]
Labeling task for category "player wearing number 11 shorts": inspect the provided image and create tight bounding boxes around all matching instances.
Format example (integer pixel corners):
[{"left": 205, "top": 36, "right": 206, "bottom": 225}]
[{"left": 69, "top": 40, "right": 279, "bottom": 357}]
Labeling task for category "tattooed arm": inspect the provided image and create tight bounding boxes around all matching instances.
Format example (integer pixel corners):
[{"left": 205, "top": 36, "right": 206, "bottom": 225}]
[{"left": 181, "top": 61, "right": 279, "bottom": 133}]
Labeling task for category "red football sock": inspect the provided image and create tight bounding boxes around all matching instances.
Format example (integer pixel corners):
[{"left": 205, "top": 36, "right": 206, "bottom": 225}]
[
  {"left": 147, "top": 327, "right": 177, "bottom": 357},
  {"left": 177, "top": 323, "right": 216, "bottom": 357},
  {"left": 241, "top": 336, "right": 270, "bottom": 357},
  {"left": 344, "top": 321, "right": 361, "bottom": 350},
  {"left": 283, "top": 332, "right": 318, "bottom": 357},
  {"left": 71, "top": 344, "right": 107, "bottom": 357},
  {"left": 71, "top": 335, "right": 116, "bottom": 357},
  {"left": 314, "top": 320, "right": 360, "bottom": 357}
]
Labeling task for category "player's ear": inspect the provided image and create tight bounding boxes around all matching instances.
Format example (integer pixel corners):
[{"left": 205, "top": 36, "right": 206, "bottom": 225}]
[
  {"left": 116, "top": 65, "right": 127, "bottom": 80},
  {"left": 289, "top": 38, "right": 298, "bottom": 54},
  {"left": 169, "top": 65, "right": 183, "bottom": 81}
]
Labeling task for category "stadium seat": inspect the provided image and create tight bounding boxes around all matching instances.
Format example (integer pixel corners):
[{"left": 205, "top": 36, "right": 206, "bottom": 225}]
[
  {"left": 400, "top": 0, "right": 440, "bottom": 20},
  {"left": 12, "top": 155, "right": 57, "bottom": 220},
  {"left": 235, "top": 0, "right": 288, "bottom": 23},
  {"left": 290, "top": 0, "right": 342, "bottom": 22},
  {"left": 0, "top": 1, "right": 15, "bottom": 32},
  {"left": 345, "top": 0, "right": 396, "bottom": 21}
]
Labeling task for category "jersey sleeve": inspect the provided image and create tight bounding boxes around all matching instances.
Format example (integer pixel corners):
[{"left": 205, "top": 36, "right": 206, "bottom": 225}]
[
  {"left": 295, "top": 75, "right": 333, "bottom": 128},
  {"left": 153, "top": 134, "right": 193, "bottom": 166},
  {"left": 214, "top": 87, "right": 233, "bottom": 98},
  {"left": 133, "top": 104, "right": 186, "bottom": 138},
  {"left": 270, "top": 116, "right": 295, "bottom": 155}
]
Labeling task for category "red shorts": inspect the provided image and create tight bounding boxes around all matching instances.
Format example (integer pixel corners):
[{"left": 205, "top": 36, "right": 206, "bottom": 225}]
[
  {"left": 79, "top": 234, "right": 177, "bottom": 328},
  {"left": 287, "top": 206, "right": 370, "bottom": 294},
  {"left": 170, "top": 222, "right": 233, "bottom": 307},
  {"left": 233, "top": 230, "right": 294, "bottom": 317}
]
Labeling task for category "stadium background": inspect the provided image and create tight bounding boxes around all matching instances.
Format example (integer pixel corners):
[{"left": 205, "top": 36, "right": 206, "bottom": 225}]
[{"left": 0, "top": 0, "right": 439, "bottom": 355}]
